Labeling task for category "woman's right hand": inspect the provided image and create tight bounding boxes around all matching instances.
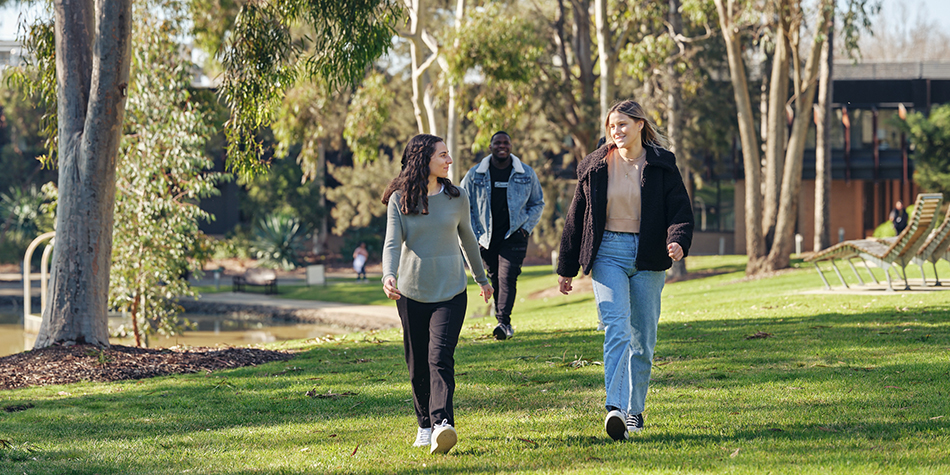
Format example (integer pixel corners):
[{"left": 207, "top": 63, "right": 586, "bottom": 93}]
[
  {"left": 558, "top": 275, "right": 573, "bottom": 295},
  {"left": 383, "top": 276, "right": 402, "bottom": 300}
]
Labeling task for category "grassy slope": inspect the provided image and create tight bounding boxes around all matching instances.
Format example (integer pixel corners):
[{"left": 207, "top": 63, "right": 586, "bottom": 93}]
[{"left": 1, "top": 257, "right": 948, "bottom": 474}]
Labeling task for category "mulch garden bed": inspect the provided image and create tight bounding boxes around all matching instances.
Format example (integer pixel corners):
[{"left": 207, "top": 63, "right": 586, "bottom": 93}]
[{"left": 0, "top": 344, "right": 295, "bottom": 391}]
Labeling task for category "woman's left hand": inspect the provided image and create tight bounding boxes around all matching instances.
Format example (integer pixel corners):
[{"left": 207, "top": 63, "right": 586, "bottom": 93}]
[
  {"left": 667, "top": 242, "right": 684, "bottom": 261},
  {"left": 479, "top": 283, "right": 494, "bottom": 303}
]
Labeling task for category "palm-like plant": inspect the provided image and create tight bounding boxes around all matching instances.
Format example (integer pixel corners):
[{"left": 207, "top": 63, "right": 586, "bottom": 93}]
[{"left": 252, "top": 214, "right": 306, "bottom": 270}]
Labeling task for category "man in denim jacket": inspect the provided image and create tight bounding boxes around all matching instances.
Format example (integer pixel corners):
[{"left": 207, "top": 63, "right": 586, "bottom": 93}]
[{"left": 460, "top": 132, "right": 544, "bottom": 340}]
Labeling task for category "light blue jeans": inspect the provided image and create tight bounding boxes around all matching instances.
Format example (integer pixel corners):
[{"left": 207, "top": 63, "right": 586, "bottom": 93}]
[{"left": 591, "top": 231, "right": 665, "bottom": 416}]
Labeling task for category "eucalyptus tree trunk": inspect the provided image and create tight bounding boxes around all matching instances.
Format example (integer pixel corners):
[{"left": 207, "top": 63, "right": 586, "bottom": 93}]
[
  {"left": 713, "top": 0, "right": 765, "bottom": 274},
  {"left": 404, "top": 0, "right": 437, "bottom": 135},
  {"left": 571, "top": 0, "right": 598, "bottom": 160},
  {"left": 813, "top": 23, "right": 834, "bottom": 252},
  {"left": 667, "top": 0, "right": 689, "bottom": 279},
  {"left": 763, "top": 10, "right": 790, "bottom": 249},
  {"left": 765, "top": 0, "right": 833, "bottom": 270},
  {"left": 445, "top": 0, "right": 465, "bottom": 183},
  {"left": 595, "top": 0, "right": 614, "bottom": 120},
  {"left": 34, "top": 0, "right": 132, "bottom": 348}
]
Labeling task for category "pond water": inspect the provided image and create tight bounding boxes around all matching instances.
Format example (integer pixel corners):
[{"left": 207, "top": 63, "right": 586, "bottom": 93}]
[{"left": 0, "top": 310, "right": 345, "bottom": 357}]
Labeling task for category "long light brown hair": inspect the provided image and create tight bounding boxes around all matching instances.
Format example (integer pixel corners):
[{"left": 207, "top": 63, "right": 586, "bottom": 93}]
[
  {"left": 381, "top": 134, "right": 460, "bottom": 215},
  {"left": 603, "top": 100, "right": 670, "bottom": 151}
]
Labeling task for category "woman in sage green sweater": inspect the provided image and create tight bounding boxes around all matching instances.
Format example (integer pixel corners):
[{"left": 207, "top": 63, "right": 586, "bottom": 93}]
[{"left": 381, "top": 134, "right": 493, "bottom": 455}]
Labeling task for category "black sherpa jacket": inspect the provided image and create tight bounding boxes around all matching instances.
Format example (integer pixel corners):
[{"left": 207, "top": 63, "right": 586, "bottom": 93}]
[{"left": 557, "top": 143, "right": 694, "bottom": 277}]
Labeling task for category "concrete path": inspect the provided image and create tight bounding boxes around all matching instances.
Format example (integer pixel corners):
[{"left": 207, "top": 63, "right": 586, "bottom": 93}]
[{"left": 1, "top": 274, "right": 399, "bottom": 332}]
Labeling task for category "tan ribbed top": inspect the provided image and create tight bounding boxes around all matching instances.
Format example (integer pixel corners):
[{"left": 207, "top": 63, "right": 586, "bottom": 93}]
[{"left": 605, "top": 147, "right": 646, "bottom": 234}]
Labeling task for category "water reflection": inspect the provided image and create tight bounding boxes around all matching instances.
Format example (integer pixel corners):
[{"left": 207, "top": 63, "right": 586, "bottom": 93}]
[{"left": 0, "top": 311, "right": 344, "bottom": 357}]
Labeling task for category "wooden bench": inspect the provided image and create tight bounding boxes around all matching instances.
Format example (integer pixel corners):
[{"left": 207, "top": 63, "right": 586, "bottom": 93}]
[
  {"left": 912, "top": 204, "right": 950, "bottom": 286},
  {"left": 805, "top": 193, "right": 943, "bottom": 291},
  {"left": 232, "top": 268, "right": 278, "bottom": 294}
]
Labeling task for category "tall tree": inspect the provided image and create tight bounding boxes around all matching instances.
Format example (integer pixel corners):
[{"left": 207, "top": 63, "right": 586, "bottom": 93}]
[
  {"left": 34, "top": 0, "right": 134, "bottom": 347},
  {"left": 30, "top": 0, "right": 400, "bottom": 348},
  {"left": 712, "top": 0, "right": 766, "bottom": 274},
  {"left": 813, "top": 20, "right": 833, "bottom": 251},
  {"left": 765, "top": 0, "right": 833, "bottom": 269}
]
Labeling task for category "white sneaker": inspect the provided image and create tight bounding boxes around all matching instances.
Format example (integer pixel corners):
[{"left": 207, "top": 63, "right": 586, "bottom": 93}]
[
  {"left": 412, "top": 427, "right": 432, "bottom": 447},
  {"left": 605, "top": 409, "right": 628, "bottom": 441},
  {"left": 430, "top": 420, "right": 457, "bottom": 454}
]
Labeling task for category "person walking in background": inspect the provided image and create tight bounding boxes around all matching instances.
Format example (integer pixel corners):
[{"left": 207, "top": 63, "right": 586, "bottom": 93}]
[
  {"left": 556, "top": 100, "right": 693, "bottom": 442},
  {"left": 460, "top": 131, "right": 544, "bottom": 340},
  {"left": 381, "top": 134, "right": 493, "bottom": 455},
  {"left": 352, "top": 242, "right": 369, "bottom": 281},
  {"left": 890, "top": 200, "right": 908, "bottom": 235}
]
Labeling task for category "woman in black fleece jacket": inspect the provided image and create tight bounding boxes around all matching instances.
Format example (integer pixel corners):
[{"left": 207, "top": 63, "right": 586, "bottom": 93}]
[{"left": 557, "top": 100, "right": 693, "bottom": 441}]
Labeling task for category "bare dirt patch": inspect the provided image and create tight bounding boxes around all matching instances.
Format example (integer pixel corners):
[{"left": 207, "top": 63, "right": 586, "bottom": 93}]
[{"left": 0, "top": 344, "right": 295, "bottom": 391}]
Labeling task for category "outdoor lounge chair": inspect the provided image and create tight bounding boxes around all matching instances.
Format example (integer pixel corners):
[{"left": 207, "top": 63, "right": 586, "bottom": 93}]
[
  {"left": 805, "top": 193, "right": 944, "bottom": 291},
  {"left": 912, "top": 203, "right": 950, "bottom": 286}
]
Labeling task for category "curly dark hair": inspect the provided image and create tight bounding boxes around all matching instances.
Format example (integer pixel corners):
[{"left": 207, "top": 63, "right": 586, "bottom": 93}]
[{"left": 382, "top": 134, "right": 460, "bottom": 215}]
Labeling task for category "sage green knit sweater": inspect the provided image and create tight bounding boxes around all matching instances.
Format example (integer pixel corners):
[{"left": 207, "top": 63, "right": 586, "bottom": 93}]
[{"left": 382, "top": 190, "right": 489, "bottom": 303}]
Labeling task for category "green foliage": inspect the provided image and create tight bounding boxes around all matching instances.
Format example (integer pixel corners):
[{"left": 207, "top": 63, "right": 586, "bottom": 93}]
[
  {"left": 898, "top": 104, "right": 950, "bottom": 197},
  {"left": 109, "top": 0, "right": 225, "bottom": 346},
  {"left": 0, "top": 184, "right": 55, "bottom": 238},
  {"left": 272, "top": 82, "right": 346, "bottom": 182},
  {"left": 0, "top": 68, "right": 55, "bottom": 194},
  {"left": 7, "top": 9, "right": 57, "bottom": 167},
  {"left": 238, "top": 152, "right": 325, "bottom": 236},
  {"left": 343, "top": 71, "right": 395, "bottom": 164},
  {"left": 251, "top": 213, "right": 306, "bottom": 270},
  {"left": 219, "top": 0, "right": 401, "bottom": 177},
  {"left": 448, "top": 3, "right": 544, "bottom": 151},
  {"left": 325, "top": 156, "right": 400, "bottom": 235}
]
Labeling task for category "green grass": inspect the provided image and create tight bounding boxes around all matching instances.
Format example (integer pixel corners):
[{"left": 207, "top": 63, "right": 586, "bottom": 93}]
[
  {"left": 2, "top": 257, "right": 949, "bottom": 474},
  {"left": 193, "top": 278, "right": 395, "bottom": 306}
]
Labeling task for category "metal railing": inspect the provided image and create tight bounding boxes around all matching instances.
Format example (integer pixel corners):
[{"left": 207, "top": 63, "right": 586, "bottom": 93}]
[{"left": 23, "top": 231, "right": 55, "bottom": 334}]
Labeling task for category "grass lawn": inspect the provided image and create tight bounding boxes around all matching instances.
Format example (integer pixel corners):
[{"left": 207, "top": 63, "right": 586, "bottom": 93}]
[
  {"left": 194, "top": 278, "right": 395, "bottom": 307},
  {"left": 2, "top": 256, "right": 949, "bottom": 474}
]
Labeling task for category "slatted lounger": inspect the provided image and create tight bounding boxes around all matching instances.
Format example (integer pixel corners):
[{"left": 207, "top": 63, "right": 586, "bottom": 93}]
[
  {"left": 804, "top": 193, "right": 944, "bottom": 291},
  {"left": 912, "top": 203, "right": 950, "bottom": 286}
]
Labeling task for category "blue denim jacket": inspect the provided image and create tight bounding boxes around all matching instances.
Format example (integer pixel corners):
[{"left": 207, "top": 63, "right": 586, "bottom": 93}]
[{"left": 460, "top": 154, "right": 545, "bottom": 248}]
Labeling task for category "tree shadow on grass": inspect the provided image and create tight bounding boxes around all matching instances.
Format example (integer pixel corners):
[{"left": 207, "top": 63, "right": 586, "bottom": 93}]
[{"left": 1, "top": 302, "right": 948, "bottom": 473}]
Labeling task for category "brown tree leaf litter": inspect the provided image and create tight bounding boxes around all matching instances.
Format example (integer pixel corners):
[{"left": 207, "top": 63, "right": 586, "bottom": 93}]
[{"left": 0, "top": 344, "right": 295, "bottom": 390}]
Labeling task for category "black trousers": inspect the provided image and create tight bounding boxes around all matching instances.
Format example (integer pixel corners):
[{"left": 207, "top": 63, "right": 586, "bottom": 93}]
[
  {"left": 397, "top": 292, "right": 467, "bottom": 428},
  {"left": 480, "top": 231, "right": 528, "bottom": 325}
]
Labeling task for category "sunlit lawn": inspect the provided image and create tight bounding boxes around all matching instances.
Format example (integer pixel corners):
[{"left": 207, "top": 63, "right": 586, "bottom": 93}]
[{"left": 2, "top": 256, "right": 949, "bottom": 474}]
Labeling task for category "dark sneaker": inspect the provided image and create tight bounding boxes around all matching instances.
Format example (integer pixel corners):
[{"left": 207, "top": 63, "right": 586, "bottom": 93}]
[
  {"left": 493, "top": 323, "right": 514, "bottom": 340},
  {"left": 430, "top": 420, "right": 457, "bottom": 454},
  {"left": 604, "top": 409, "right": 628, "bottom": 441},
  {"left": 626, "top": 413, "right": 644, "bottom": 433}
]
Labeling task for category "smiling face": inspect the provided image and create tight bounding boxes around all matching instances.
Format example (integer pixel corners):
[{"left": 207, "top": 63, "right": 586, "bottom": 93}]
[
  {"left": 607, "top": 111, "right": 642, "bottom": 152},
  {"left": 428, "top": 141, "right": 452, "bottom": 180},
  {"left": 489, "top": 133, "right": 511, "bottom": 161}
]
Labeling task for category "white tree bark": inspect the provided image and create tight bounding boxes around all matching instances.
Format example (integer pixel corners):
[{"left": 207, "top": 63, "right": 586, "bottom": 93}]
[
  {"left": 35, "top": 0, "right": 133, "bottom": 348},
  {"left": 404, "top": 0, "right": 436, "bottom": 135}
]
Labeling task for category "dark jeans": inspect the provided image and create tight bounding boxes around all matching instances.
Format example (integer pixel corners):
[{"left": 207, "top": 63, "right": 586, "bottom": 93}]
[
  {"left": 480, "top": 230, "right": 528, "bottom": 325},
  {"left": 397, "top": 292, "right": 467, "bottom": 428}
]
